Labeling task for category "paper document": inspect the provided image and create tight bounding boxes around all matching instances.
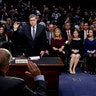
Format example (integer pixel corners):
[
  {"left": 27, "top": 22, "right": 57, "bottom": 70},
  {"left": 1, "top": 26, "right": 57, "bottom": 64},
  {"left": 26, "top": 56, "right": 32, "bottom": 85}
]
[{"left": 28, "top": 56, "right": 40, "bottom": 60}]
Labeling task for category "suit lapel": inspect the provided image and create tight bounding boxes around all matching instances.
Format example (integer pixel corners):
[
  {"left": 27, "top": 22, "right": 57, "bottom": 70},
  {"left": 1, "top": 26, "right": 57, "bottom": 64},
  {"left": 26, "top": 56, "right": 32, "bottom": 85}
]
[
  {"left": 52, "top": 32, "right": 54, "bottom": 38},
  {"left": 25, "top": 25, "right": 33, "bottom": 40},
  {"left": 65, "top": 31, "right": 68, "bottom": 40},
  {"left": 35, "top": 24, "right": 41, "bottom": 39},
  {"left": 25, "top": 24, "right": 42, "bottom": 40}
]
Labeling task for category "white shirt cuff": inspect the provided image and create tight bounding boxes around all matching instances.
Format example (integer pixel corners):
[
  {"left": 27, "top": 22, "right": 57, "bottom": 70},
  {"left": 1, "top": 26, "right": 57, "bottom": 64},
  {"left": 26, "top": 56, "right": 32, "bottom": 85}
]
[
  {"left": 65, "top": 40, "right": 68, "bottom": 44},
  {"left": 13, "top": 29, "right": 18, "bottom": 31},
  {"left": 34, "top": 75, "right": 45, "bottom": 81}
]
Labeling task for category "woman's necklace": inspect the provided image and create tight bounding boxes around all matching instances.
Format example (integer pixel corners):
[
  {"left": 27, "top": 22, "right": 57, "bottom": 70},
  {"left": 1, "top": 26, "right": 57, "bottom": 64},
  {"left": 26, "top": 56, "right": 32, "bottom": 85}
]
[{"left": 88, "top": 37, "right": 94, "bottom": 41}]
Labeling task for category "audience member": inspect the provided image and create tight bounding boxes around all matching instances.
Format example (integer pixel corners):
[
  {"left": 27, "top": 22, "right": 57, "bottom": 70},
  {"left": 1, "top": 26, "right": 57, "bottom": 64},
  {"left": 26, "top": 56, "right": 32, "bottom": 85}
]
[
  {"left": 68, "top": 29, "right": 83, "bottom": 74},
  {"left": 10, "top": 21, "right": 23, "bottom": 56},
  {"left": 84, "top": 29, "right": 96, "bottom": 74},
  {"left": 79, "top": 22, "right": 89, "bottom": 41},
  {"left": 51, "top": 28, "right": 66, "bottom": 62},
  {"left": 0, "top": 25, "right": 8, "bottom": 47},
  {"left": 62, "top": 22, "right": 73, "bottom": 44},
  {"left": 45, "top": 23, "right": 55, "bottom": 56},
  {"left": 5, "top": 18, "right": 13, "bottom": 40}
]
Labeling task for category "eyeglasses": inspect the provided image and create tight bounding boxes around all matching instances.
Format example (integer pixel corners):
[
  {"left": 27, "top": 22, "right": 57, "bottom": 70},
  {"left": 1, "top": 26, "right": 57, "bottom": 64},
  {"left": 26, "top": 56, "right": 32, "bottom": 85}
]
[{"left": 30, "top": 19, "right": 37, "bottom": 21}]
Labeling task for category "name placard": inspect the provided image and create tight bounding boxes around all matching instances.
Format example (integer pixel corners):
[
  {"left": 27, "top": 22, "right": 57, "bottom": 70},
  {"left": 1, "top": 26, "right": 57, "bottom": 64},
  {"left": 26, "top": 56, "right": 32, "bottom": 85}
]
[{"left": 15, "top": 59, "right": 28, "bottom": 64}]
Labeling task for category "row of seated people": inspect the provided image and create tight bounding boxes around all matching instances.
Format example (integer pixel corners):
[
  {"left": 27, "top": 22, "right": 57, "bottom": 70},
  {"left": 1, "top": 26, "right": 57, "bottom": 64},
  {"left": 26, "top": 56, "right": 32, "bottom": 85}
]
[
  {"left": 45, "top": 27, "right": 96, "bottom": 75},
  {"left": 0, "top": 22, "right": 96, "bottom": 75}
]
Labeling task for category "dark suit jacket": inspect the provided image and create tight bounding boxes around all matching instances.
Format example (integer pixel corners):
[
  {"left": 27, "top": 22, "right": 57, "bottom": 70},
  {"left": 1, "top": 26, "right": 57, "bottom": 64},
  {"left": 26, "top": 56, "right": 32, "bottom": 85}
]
[
  {"left": 0, "top": 73, "right": 47, "bottom": 96},
  {"left": 20, "top": 23, "right": 47, "bottom": 56},
  {"left": 61, "top": 29, "right": 73, "bottom": 41},
  {"left": 10, "top": 28, "right": 23, "bottom": 56},
  {"left": 79, "top": 30, "right": 89, "bottom": 42},
  {"left": 79, "top": 30, "right": 84, "bottom": 41}
]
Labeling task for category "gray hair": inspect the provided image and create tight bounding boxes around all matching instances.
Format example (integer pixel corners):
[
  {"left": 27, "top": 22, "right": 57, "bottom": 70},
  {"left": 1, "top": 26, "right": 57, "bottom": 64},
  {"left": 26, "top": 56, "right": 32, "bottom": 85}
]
[
  {"left": 39, "top": 22, "right": 46, "bottom": 27},
  {"left": 0, "top": 48, "right": 12, "bottom": 67},
  {"left": 29, "top": 14, "right": 37, "bottom": 20}
]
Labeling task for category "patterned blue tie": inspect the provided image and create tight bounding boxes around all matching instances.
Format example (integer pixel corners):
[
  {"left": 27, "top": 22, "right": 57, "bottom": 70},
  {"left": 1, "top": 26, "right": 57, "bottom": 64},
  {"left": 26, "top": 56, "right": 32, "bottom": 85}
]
[{"left": 33, "top": 26, "right": 35, "bottom": 40}]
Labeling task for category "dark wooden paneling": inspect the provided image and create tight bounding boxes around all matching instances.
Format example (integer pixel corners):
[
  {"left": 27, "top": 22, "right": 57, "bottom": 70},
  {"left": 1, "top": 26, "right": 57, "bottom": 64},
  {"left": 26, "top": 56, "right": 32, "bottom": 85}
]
[{"left": 7, "top": 57, "right": 64, "bottom": 96}]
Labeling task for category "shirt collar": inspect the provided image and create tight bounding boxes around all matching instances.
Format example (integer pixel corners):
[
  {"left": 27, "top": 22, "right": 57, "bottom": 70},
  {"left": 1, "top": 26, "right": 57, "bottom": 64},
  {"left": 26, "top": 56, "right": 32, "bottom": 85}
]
[
  {"left": 31, "top": 24, "right": 37, "bottom": 29},
  {"left": 66, "top": 30, "right": 70, "bottom": 33}
]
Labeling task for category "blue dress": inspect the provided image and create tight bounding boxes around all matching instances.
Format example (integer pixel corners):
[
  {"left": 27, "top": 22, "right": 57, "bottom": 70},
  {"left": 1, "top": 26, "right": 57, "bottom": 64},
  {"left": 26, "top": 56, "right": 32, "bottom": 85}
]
[{"left": 84, "top": 38, "right": 96, "bottom": 56}]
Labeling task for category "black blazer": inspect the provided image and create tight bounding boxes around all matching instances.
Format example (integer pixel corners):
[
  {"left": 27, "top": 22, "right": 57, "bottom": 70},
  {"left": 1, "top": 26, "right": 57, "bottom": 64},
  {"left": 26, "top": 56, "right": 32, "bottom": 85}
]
[
  {"left": 20, "top": 23, "right": 47, "bottom": 56},
  {"left": 62, "top": 29, "right": 73, "bottom": 41},
  {"left": 79, "top": 30, "right": 85, "bottom": 41},
  {"left": 0, "top": 73, "right": 47, "bottom": 96}
]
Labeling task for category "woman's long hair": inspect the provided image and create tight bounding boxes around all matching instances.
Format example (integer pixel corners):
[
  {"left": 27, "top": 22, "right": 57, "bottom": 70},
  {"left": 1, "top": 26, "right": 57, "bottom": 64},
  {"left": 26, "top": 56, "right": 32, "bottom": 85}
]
[
  {"left": 87, "top": 29, "right": 96, "bottom": 38},
  {"left": 54, "top": 28, "right": 62, "bottom": 40},
  {"left": 68, "top": 29, "right": 80, "bottom": 45}
]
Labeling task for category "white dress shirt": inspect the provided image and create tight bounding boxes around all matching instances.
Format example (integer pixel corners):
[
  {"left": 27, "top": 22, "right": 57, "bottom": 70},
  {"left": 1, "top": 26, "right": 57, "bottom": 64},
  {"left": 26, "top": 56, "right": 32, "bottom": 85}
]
[
  {"left": 84, "top": 30, "right": 88, "bottom": 40},
  {"left": 67, "top": 30, "right": 71, "bottom": 39}
]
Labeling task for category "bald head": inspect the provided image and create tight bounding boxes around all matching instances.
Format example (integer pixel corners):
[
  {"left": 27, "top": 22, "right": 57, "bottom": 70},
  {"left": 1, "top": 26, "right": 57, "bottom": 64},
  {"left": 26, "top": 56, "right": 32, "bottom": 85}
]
[{"left": 0, "top": 48, "right": 11, "bottom": 68}]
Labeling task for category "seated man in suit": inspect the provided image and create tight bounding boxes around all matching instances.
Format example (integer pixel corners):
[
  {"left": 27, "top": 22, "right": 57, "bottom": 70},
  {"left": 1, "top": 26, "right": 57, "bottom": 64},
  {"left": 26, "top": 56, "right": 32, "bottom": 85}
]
[
  {"left": 62, "top": 22, "right": 73, "bottom": 44},
  {"left": 45, "top": 23, "right": 55, "bottom": 56},
  {"left": 0, "top": 48, "right": 47, "bottom": 96}
]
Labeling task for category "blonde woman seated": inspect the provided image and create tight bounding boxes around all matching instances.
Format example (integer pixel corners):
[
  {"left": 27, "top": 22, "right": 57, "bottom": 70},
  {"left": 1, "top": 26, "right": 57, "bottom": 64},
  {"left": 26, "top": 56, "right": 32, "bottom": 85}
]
[
  {"left": 68, "top": 29, "right": 83, "bottom": 74},
  {"left": 51, "top": 28, "right": 66, "bottom": 63}
]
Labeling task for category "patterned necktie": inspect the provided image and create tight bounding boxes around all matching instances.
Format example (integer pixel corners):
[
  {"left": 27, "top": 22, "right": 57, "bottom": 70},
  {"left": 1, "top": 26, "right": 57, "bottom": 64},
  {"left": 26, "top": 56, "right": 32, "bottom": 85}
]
[
  {"left": 33, "top": 26, "right": 35, "bottom": 40},
  {"left": 67, "top": 31, "right": 71, "bottom": 39}
]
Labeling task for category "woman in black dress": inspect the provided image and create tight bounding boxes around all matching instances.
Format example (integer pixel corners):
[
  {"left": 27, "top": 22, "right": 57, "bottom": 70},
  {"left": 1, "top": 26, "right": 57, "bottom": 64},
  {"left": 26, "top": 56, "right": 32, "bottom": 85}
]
[{"left": 68, "top": 29, "right": 83, "bottom": 74}]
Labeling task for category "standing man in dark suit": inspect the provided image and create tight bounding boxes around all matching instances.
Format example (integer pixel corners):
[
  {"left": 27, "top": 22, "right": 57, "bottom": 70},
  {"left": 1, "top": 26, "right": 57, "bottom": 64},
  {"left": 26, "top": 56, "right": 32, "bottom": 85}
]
[
  {"left": 12, "top": 14, "right": 47, "bottom": 57},
  {"left": 0, "top": 48, "right": 47, "bottom": 96}
]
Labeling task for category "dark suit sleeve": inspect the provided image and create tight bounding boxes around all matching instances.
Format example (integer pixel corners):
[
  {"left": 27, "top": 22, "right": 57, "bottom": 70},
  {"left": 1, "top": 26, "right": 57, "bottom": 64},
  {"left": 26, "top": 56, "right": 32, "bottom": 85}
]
[
  {"left": 84, "top": 39, "right": 88, "bottom": 53},
  {"left": 10, "top": 29, "right": 20, "bottom": 45},
  {"left": 21, "top": 80, "right": 47, "bottom": 96},
  {"left": 42, "top": 27, "right": 47, "bottom": 50},
  {"left": 40, "top": 26, "right": 47, "bottom": 51},
  {"left": 4, "top": 76, "right": 47, "bottom": 96}
]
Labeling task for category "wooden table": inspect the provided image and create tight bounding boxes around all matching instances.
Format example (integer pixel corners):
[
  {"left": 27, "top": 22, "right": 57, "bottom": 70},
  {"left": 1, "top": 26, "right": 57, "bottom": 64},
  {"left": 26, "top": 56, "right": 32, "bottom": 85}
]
[{"left": 7, "top": 57, "right": 64, "bottom": 96}]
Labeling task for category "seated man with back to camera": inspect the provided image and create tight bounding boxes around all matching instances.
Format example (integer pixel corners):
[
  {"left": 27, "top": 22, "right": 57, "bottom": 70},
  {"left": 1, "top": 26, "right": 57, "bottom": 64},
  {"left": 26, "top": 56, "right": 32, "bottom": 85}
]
[{"left": 0, "top": 48, "right": 47, "bottom": 96}]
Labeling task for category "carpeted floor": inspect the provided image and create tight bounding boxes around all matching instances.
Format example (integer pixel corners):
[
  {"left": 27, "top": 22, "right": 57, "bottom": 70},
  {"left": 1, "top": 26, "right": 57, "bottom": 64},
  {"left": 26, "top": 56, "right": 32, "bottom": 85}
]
[{"left": 59, "top": 68, "right": 96, "bottom": 96}]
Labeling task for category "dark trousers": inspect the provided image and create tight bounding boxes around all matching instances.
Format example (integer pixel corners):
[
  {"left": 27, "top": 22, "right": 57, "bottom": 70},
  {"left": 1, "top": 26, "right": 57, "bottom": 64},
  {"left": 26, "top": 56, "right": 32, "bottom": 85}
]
[{"left": 86, "top": 55, "right": 96, "bottom": 73}]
